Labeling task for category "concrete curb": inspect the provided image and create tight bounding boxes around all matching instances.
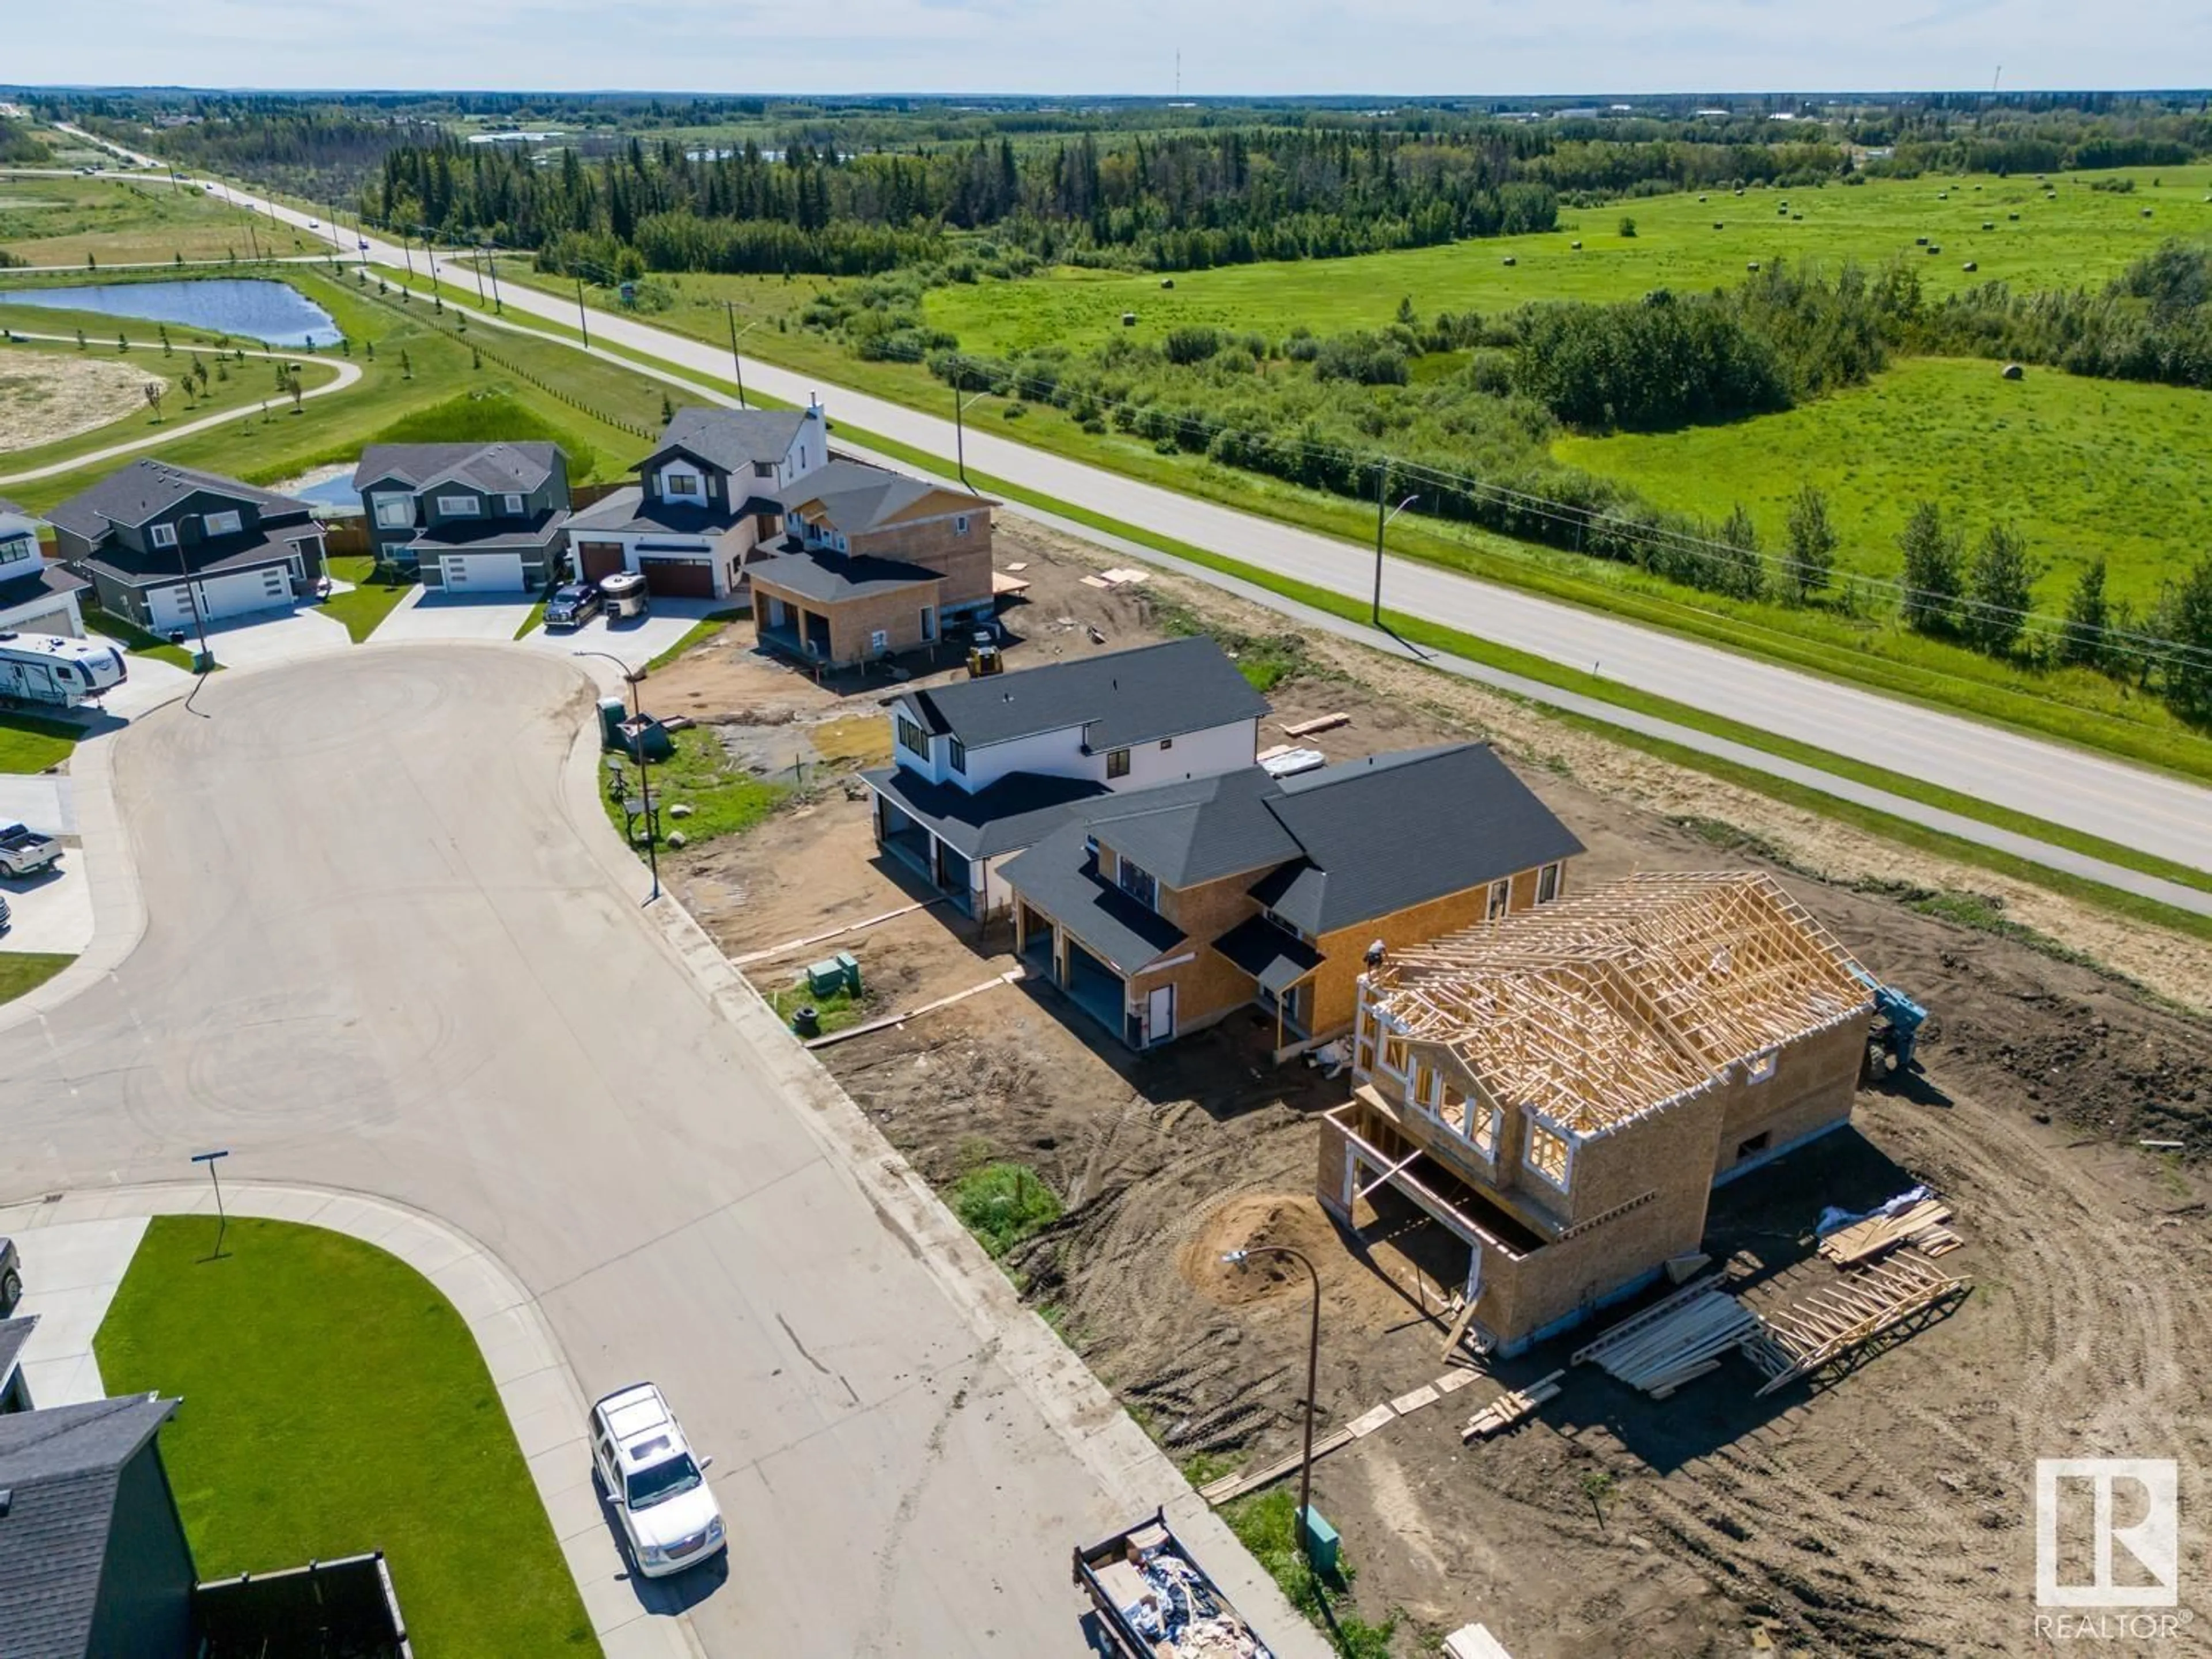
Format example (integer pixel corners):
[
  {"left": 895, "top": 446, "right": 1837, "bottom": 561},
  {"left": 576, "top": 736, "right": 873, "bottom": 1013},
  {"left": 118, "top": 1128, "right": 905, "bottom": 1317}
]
[
  {"left": 557, "top": 721, "right": 1337, "bottom": 1659},
  {"left": 0, "top": 1181, "right": 699, "bottom": 1659}
]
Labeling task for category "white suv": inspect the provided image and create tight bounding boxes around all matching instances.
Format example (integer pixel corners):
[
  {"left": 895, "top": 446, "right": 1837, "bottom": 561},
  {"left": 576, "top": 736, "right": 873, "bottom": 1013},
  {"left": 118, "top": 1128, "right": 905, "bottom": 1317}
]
[{"left": 589, "top": 1382, "right": 726, "bottom": 1577}]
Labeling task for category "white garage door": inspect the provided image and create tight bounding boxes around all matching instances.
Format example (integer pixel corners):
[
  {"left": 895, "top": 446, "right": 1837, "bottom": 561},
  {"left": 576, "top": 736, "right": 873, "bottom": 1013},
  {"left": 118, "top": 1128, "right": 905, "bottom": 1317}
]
[
  {"left": 0, "top": 607, "right": 75, "bottom": 638},
  {"left": 147, "top": 566, "right": 295, "bottom": 629},
  {"left": 441, "top": 553, "right": 526, "bottom": 593}
]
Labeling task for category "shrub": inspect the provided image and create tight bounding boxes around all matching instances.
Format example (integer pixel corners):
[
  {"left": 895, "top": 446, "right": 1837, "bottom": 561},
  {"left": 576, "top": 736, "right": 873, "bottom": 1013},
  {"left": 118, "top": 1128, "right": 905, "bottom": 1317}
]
[
  {"left": 950, "top": 1164, "right": 1061, "bottom": 1257},
  {"left": 1163, "top": 326, "right": 1222, "bottom": 365}
]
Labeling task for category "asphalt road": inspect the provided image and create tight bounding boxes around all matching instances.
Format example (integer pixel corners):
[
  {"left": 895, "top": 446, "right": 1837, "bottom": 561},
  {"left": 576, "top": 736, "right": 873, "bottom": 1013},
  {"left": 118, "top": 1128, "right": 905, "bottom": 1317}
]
[
  {"left": 161, "top": 179, "right": 2212, "bottom": 880},
  {"left": 0, "top": 649, "right": 1315, "bottom": 1657}
]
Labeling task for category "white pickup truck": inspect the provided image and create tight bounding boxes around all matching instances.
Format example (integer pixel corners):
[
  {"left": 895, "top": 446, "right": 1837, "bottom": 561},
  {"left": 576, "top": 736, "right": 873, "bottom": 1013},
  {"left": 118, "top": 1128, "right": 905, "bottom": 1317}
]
[{"left": 0, "top": 822, "right": 61, "bottom": 878}]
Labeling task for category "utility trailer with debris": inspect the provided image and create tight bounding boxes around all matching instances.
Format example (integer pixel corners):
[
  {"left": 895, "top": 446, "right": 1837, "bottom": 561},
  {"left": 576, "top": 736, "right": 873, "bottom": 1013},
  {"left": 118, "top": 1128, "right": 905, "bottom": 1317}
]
[{"left": 1074, "top": 1509, "right": 1275, "bottom": 1659}]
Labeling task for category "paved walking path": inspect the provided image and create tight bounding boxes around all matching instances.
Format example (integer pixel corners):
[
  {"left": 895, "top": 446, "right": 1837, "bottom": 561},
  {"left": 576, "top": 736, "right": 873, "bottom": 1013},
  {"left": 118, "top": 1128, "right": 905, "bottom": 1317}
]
[{"left": 0, "top": 332, "right": 362, "bottom": 487}]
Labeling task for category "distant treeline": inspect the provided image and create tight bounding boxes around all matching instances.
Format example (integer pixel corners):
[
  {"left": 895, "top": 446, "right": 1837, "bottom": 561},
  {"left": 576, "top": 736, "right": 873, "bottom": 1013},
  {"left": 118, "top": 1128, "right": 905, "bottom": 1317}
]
[
  {"left": 75, "top": 103, "right": 442, "bottom": 199},
  {"left": 0, "top": 120, "right": 48, "bottom": 165}
]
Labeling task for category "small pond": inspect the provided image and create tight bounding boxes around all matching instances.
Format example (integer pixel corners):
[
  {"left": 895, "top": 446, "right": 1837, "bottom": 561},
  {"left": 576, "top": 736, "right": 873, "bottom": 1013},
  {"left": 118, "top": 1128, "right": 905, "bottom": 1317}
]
[{"left": 0, "top": 279, "right": 342, "bottom": 350}]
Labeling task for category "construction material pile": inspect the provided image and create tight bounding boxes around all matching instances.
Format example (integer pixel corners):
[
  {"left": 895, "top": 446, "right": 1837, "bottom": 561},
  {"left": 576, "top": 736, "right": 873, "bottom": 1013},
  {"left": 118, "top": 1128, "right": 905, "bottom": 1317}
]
[
  {"left": 1819, "top": 1197, "right": 1961, "bottom": 1264},
  {"left": 1743, "top": 1251, "right": 1972, "bottom": 1397},
  {"left": 1572, "top": 1279, "right": 1759, "bottom": 1397},
  {"left": 1462, "top": 1369, "right": 1563, "bottom": 1440}
]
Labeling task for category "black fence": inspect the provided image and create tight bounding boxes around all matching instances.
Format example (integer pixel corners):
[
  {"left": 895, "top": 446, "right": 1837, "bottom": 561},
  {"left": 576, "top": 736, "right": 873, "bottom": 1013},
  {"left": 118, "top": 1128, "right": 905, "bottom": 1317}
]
[{"left": 195, "top": 1551, "right": 412, "bottom": 1659}]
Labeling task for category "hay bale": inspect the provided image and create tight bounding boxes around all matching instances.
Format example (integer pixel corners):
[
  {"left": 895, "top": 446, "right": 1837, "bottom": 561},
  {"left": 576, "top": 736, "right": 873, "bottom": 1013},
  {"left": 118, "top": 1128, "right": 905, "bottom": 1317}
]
[
  {"left": 2009, "top": 211, "right": 2020, "bottom": 220},
  {"left": 1983, "top": 221, "right": 1995, "bottom": 230},
  {"left": 1502, "top": 255, "right": 1517, "bottom": 266},
  {"left": 2142, "top": 207, "right": 2154, "bottom": 218},
  {"left": 1713, "top": 221, "right": 1725, "bottom": 230},
  {"left": 1747, "top": 260, "right": 1760, "bottom": 271},
  {"left": 2001, "top": 362, "right": 2024, "bottom": 380},
  {"left": 1160, "top": 277, "right": 1174, "bottom": 289},
  {"left": 1122, "top": 311, "right": 1137, "bottom": 325},
  {"left": 1962, "top": 260, "right": 1978, "bottom": 272},
  {"left": 1927, "top": 244, "right": 1942, "bottom": 255},
  {"left": 1569, "top": 240, "right": 1582, "bottom": 250},
  {"left": 1916, "top": 236, "right": 1929, "bottom": 245}
]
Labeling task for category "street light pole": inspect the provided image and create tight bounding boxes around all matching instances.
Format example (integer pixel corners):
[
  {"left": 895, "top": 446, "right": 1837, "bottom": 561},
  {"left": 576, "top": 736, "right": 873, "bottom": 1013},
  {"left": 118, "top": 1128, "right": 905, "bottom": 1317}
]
[
  {"left": 192, "top": 1148, "right": 232, "bottom": 1260},
  {"left": 725, "top": 301, "right": 752, "bottom": 408},
  {"left": 484, "top": 244, "right": 502, "bottom": 315},
  {"left": 574, "top": 651, "right": 657, "bottom": 902},
  {"left": 574, "top": 276, "right": 591, "bottom": 349},
  {"left": 953, "top": 376, "right": 989, "bottom": 490},
  {"left": 1223, "top": 1244, "right": 1324, "bottom": 1566}
]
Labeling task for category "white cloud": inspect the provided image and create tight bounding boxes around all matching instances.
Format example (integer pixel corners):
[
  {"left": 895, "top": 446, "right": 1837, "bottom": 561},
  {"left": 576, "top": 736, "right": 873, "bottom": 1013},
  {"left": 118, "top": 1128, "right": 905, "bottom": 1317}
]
[{"left": 7, "top": 0, "right": 2203, "bottom": 94}]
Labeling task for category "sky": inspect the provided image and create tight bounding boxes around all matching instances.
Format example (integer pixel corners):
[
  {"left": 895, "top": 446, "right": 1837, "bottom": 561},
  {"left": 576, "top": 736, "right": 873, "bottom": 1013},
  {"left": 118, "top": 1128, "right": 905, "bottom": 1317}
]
[{"left": 6, "top": 0, "right": 2206, "bottom": 96}]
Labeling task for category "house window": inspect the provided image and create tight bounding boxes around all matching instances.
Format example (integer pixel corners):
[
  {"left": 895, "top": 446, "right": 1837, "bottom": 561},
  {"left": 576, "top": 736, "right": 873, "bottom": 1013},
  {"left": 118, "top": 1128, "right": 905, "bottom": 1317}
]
[
  {"left": 896, "top": 716, "right": 929, "bottom": 759},
  {"left": 753, "top": 461, "right": 775, "bottom": 478},
  {"left": 1747, "top": 1048, "right": 1779, "bottom": 1084},
  {"left": 1106, "top": 748, "right": 1131, "bottom": 779},
  {"left": 437, "top": 494, "right": 482, "bottom": 517},
  {"left": 373, "top": 496, "right": 414, "bottom": 529},
  {"left": 1487, "top": 878, "right": 1510, "bottom": 921},
  {"left": 1471, "top": 1103, "right": 1501, "bottom": 1159},
  {"left": 1380, "top": 1033, "right": 1408, "bottom": 1076},
  {"left": 502, "top": 493, "right": 524, "bottom": 516},
  {"left": 948, "top": 737, "right": 967, "bottom": 775},
  {"left": 150, "top": 523, "right": 179, "bottom": 549},
  {"left": 1413, "top": 1062, "right": 1439, "bottom": 1111},
  {"left": 1736, "top": 1131, "right": 1772, "bottom": 1162},
  {"left": 203, "top": 509, "right": 243, "bottom": 537},
  {"left": 870, "top": 629, "right": 889, "bottom": 654},
  {"left": 1160, "top": 736, "right": 1173, "bottom": 751},
  {"left": 1538, "top": 861, "right": 1562, "bottom": 903},
  {"left": 799, "top": 446, "right": 809, "bottom": 470},
  {"left": 0, "top": 536, "right": 29, "bottom": 567},
  {"left": 955, "top": 514, "right": 971, "bottom": 535},
  {"left": 1117, "top": 857, "right": 1158, "bottom": 911},
  {"left": 1524, "top": 1121, "right": 1572, "bottom": 1190},
  {"left": 664, "top": 472, "right": 700, "bottom": 498}
]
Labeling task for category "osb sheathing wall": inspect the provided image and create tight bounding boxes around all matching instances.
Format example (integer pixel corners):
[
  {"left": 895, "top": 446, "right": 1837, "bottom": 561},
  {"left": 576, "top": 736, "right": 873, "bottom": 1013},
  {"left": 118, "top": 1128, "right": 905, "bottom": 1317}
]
[
  {"left": 1129, "top": 868, "right": 1268, "bottom": 1036},
  {"left": 1710, "top": 1018, "right": 1866, "bottom": 1177}
]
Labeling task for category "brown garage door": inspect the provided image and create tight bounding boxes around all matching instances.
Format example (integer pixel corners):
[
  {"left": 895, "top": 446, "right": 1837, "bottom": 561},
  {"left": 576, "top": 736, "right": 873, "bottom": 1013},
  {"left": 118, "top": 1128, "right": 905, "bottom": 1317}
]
[
  {"left": 639, "top": 556, "right": 715, "bottom": 598},
  {"left": 577, "top": 541, "right": 626, "bottom": 582}
]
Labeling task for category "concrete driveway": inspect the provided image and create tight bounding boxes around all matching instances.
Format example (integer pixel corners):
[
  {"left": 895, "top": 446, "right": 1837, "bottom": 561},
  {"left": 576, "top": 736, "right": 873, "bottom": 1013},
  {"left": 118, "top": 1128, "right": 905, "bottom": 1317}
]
[
  {"left": 521, "top": 597, "right": 730, "bottom": 676},
  {"left": 0, "top": 776, "right": 73, "bottom": 836},
  {"left": 368, "top": 586, "right": 539, "bottom": 643},
  {"left": 2, "top": 1216, "right": 149, "bottom": 1408},
  {"left": 0, "top": 861, "right": 93, "bottom": 955},
  {"left": 0, "top": 647, "right": 1319, "bottom": 1659}
]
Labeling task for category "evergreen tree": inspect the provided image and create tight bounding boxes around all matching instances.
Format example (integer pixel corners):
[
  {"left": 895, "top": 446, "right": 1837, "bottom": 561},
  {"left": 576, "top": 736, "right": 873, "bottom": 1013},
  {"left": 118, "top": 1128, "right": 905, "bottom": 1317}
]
[
  {"left": 1714, "top": 504, "right": 1766, "bottom": 600},
  {"left": 1963, "top": 522, "right": 2038, "bottom": 654},
  {"left": 2153, "top": 555, "right": 2212, "bottom": 720},
  {"left": 1897, "top": 501, "right": 1964, "bottom": 634},
  {"left": 2058, "top": 556, "right": 2111, "bottom": 669},
  {"left": 1782, "top": 483, "right": 1838, "bottom": 603}
]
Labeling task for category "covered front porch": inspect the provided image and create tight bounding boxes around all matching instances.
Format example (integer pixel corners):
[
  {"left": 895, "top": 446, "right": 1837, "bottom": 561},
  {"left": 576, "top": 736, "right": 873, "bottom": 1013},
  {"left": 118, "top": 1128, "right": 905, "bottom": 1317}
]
[
  {"left": 756, "top": 590, "right": 834, "bottom": 662},
  {"left": 874, "top": 794, "right": 975, "bottom": 913}
]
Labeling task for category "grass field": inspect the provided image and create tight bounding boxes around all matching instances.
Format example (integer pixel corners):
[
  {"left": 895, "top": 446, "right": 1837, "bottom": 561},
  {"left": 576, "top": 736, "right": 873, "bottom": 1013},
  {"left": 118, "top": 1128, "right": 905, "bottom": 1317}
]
[
  {"left": 925, "top": 165, "right": 2212, "bottom": 356},
  {"left": 0, "top": 952, "right": 74, "bottom": 1004},
  {"left": 95, "top": 1215, "right": 600, "bottom": 1657},
  {"left": 0, "top": 173, "right": 323, "bottom": 267},
  {"left": 0, "top": 267, "right": 672, "bottom": 507},
  {"left": 1558, "top": 355, "right": 2212, "bottom": 609}
]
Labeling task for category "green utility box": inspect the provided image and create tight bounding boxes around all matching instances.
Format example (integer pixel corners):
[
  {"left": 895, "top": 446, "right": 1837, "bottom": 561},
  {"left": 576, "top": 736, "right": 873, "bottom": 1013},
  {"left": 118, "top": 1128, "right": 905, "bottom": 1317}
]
[
  {"left": 1297, "top": 1506, "right": 1340, "bottom": 1576},
  {"left": 805, "top": 951, "right": 862, "bottom": 998}
]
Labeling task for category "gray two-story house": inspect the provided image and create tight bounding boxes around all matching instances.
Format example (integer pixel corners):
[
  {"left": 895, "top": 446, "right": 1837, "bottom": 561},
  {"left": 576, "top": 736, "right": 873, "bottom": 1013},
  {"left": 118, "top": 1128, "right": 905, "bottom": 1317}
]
[
  {"left": 45, "top": 461, "right": 327, "bottom": 631},
  {"left": 352, "top": 441, "right": 572, "bottom": 593}
]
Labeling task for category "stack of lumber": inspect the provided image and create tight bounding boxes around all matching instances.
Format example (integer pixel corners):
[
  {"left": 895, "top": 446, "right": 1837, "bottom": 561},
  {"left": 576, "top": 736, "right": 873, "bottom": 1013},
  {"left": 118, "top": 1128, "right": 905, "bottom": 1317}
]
[
  {"left": 1461, "top": 1370, "right": 1564, "bottom": 1440},
  {"left": 1743, "top": 1252, "right": 1972, "bottom": 1397},
  {"left": 1571, "top": 1281, "right": 1760, "bottom": 1398},
  {"left": 1818, "top": 1199, "right": 1957, "bottom": 1266}
]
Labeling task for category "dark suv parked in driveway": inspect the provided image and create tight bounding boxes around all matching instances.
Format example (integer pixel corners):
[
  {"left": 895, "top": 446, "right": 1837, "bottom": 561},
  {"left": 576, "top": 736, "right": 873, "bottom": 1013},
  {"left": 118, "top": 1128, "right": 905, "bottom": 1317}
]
[
  {"left": 0, "top": 1237, "right": 20, "bottom": 1315},
  {"left": 544, "top": 582, "right": 604, "bottom": 630}
]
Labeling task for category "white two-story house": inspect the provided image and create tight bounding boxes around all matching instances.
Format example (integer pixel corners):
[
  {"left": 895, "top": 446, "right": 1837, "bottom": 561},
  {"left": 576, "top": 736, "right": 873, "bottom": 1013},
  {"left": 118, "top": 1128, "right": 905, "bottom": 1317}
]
[
  {"left": 564, "top": 403, "right": 828, "bottom": 601},
  {"left": 859, "top": 635, "right": 1271, "bottom": 918},
  {"left": 0, "top": 499, "right": 88, "bottom": 638}
]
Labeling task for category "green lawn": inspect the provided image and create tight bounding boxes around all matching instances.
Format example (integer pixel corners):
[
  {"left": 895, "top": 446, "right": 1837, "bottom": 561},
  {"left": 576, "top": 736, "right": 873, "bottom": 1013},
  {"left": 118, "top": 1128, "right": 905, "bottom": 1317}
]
[
  {"left": 319, "top": 554, "right": 416, "bottom": 642},
  {"left": 82, "top": 605, "right": 199, "bottom": 671},
  {"left": 645, "top": 612, "right": 741, "bottom": 673},
  {"left": 94, "top": 1215, "right": 600, "bottom": 1658},
  {"left": 0, "top": 711, "right": 78, "bottom": 772},
  {"left": 926, "top": 165, "right": 2212, "bottom": 356},
  {"left": 0, "top": 952, "right": 74, "bottom": 1003},
  {"left": 601, "top": 727, "right": 786, "bottom": 848},
  {"left": 1558, "top": 355, "right": 2212, "bottom": 609},
  {"left": 0, "top": 173, "right": 324, "bottom": 267}
]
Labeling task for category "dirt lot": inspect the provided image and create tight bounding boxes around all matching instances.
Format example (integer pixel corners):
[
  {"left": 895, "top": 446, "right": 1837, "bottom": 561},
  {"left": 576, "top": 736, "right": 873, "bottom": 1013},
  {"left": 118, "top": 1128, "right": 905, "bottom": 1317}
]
[
  {"left": 653, "top": 520, "right": 2212, "bottom": 1657},
  {"left": 0, "top": 347, "right": 162, "bottom": 451}
]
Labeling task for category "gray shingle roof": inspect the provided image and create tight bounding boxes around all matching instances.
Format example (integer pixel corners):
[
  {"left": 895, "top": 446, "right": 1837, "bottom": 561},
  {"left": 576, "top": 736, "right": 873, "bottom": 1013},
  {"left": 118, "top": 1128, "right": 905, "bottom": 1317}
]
[
  {"left": 906, "top": 637, "right": 1268, "bottom": 752},
  {"left": 749, "top": 545, "right": 941, "bottom": 605},
  {"left": 73, "top": 522, "right": 321, "bottom": 589},
  {"left": 1213, "top": 914, "right": 1325, "bottom": 997},
  {"left": 1251, "top": 744, "right": 1584, "bottom": 935},
  {"left": 1078, "top": 768, "right": 1300, "bottom": 888},
  {"left": 0, "top": 1395, "right": 179, "bottom": 1659},
  {"left": 565, "top": 488, "right": 741, "bottom": 539},
  {"left": 0, "top": 562, "right": 89, "bottom": 611},
  {"left": 864, "top": 766, "right": 1109, "bottom": 861},
  {"left": 403, "top": 510, "right": 571, "bottom": 553},
  {"left": 351, "top": 441, "right": 561, "bottom": 497},
  {"left": 0, "top": 1315, "right": 37, "bottom": 1386},
  {"left": 44, "top": 461, "right": 306, "bottom": 540},
  {"left": 778, "top": 460, "right": 982, "bottom": 535},
  {"left": 999, "top": 823, "right": 1188, "bottom": 975},
  {"left": 647, "top": 407, "right": 806, "bottom": 474}
]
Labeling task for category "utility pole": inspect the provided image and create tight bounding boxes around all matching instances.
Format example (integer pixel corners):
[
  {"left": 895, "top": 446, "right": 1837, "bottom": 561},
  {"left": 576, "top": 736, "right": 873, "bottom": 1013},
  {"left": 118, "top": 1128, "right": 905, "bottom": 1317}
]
[
  {"left": 575, "top": 652, "right": 658, "bottom": 903},
  {"left": 725, "top": 301, "right": 748, "bottom": 408},
  {"left": 1224, "top": 1246, "right": 1324, "bottom": 1566},
  {"left": 575, "top": 276, "right": 591, "bottom": 349},
  {"left": 484, "top": 244, "right": 502, "bottom": 314},
  {"left": 472, "top": 246, "right": 488, "bottom": 304}
]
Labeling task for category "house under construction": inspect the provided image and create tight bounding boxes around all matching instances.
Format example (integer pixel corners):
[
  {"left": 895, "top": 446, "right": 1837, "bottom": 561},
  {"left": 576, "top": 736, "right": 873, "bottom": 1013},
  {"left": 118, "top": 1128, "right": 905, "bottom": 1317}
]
[{"left": 1322, "top": 872, "right": 1875, "bottom": 1354}]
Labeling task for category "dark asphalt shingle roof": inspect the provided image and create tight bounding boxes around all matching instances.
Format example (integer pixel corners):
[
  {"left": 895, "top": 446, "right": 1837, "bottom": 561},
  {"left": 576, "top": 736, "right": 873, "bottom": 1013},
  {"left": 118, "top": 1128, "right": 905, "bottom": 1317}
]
[
  {"left": 1074, "top": 768, "right": 1300, "bottom": 888},
  {"left": 44, "top": 461, "right": 305, "bottom": 540},
  {"left": 403, "top": 510, "right": 571, "bottom": 553},
  {"left": 865, "top": 766, "right": 1110, "bottom": 861},
  {"left": 1250, "top": 744, "right": 1585, "bottom": 935},
  {"left": 0, "top": 1395, "right": 179, "bottom": 1659},
  {"left": 905, "top": 637, "right": 1268, "bottom": 752},
  {"left": 565, "top": 487, "right": 742, "bottom": 539},
  {"left": 1213, "top": 914, "right": 1326, "bottom": 997},
  {"left": 0, "top": 562, "right": 89, "bottom": 611},
  {"left": 352, "top": 441, "right": 561, "bottom": 497},
  {"left": 778, "top": 460, "right": 982, "bottom": 535},
  {"left": 0, "top": 1315, "right": 37, "bottom": 1385},
  {"left": 749, "top": 546, "right": 942, "bottom": 605},
  {"left": 1000, "top": 823, "right": 1188, "bottom": 975},
  {"left": 74, "top": 522, "right": 321, "bottom": 589},
  {"left": 646, "top": 407, "right": 806, "bottom": 474}
]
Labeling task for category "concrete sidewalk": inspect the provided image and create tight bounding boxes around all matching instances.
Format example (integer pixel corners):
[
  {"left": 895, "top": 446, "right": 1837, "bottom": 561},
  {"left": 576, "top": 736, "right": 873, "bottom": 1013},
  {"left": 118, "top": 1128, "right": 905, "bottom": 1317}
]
[{"left": 0, "top": 1183, "right": 695, "bottom": 1659}]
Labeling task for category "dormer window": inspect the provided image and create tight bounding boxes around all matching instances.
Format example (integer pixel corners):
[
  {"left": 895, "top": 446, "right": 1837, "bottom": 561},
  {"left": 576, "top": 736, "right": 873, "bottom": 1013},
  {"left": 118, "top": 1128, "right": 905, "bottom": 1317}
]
[
  {"left": 150, "top": 523, "right": 178, "bottom": 549},
  {"left": 665, "top": 472, "right": 700, "bottom": 498},
  {"left": 896, "top": 716, "right": 929, "bottom": 760}
]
